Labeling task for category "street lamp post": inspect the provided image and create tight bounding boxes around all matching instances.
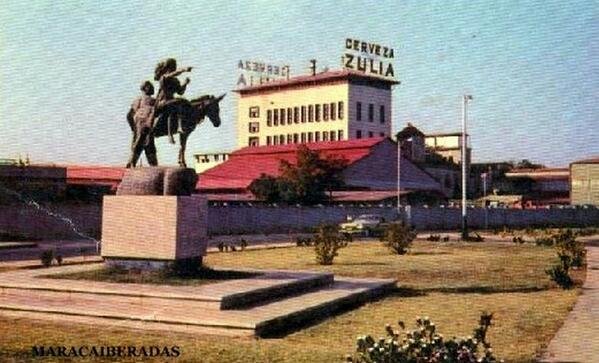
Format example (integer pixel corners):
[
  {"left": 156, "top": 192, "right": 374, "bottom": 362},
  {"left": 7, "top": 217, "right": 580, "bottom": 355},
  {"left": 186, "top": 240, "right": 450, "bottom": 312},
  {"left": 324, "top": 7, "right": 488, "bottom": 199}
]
[
  {"left": 461, "top": 95, "right": 473, "bottom": 240},
  {"left": 397, "top": 135, "right": 401, "bottom": 212}
]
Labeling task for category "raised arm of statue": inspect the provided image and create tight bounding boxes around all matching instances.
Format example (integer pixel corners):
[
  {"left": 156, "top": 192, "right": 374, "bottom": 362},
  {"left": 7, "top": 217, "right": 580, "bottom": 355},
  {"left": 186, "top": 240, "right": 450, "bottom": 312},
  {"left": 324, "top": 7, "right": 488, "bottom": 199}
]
[{"left": 165, "top": 66, "right": 193, "bottom": 79}]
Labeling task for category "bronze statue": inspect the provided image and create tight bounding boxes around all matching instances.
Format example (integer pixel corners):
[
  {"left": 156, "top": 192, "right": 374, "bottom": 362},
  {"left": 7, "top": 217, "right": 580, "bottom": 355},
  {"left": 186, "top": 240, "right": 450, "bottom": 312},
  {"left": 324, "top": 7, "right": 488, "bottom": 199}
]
[
  {"left": 154, "top": 58, "right": 193, "bottom": 144},
  {"left": 126, "top": 59, "right": 224, "bottom": 168},
  {"left": 126, "top": 81, "right": 158, "bottom": 168}
]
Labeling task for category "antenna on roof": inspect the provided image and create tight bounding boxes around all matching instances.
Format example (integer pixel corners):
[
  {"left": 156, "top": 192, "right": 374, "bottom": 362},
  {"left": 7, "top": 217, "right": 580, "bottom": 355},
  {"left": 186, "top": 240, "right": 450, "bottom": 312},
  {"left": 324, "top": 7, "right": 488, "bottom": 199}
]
[{"left": 309, "top": 59, "right": 317, "bottom": 76}]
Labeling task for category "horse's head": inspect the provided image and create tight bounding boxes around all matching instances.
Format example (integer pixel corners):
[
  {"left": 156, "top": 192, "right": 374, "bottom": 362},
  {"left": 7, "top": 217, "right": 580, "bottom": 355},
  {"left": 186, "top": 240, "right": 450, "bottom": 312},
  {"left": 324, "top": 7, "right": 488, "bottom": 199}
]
[{"left": 204, "top": 93, "right": 225, "bottom": 128}]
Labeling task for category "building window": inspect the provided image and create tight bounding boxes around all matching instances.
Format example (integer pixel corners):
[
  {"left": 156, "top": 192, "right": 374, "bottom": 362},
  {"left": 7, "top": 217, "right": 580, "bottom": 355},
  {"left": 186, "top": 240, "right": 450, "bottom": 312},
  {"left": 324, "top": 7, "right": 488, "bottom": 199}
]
[
  {"left": 356, "top": 102, "right": 362, "bottom": 121},
  {"left": 301, "top": 106, "right": 306, "bottom": 123},
  {"left": 338, "top": 130, "right": 344, "bottom": 140},
  {"left": 293, "top": 133, "right": 299, "bottom": 143},
  {"left": 315, "top": 131, "right": 320, "bottom": 142},
  {"left": 294, "top": 107, "right": 299, "bottom": 123},
  {"left": 301, "top": 132, "right": 306, "bottom": 143},
  {"left": 356, "top": 130, "right": 362, "bottom": 139},
  {"left": 267, "top": 110, "right": 272, "bottom": 126},
  {"left": 279, "top": 135, "right": 285, "bottom": 145},
  {"left": 368, "top": 103, "right": 374, "bottom": 122},
  {"left": 248, "top": 122, "right": 259, "bottom": 133},
  {"left": 379, "top": 105, "right": 385, "bottom": 123},
  {"left": 380, "top": 132, "right": 385, "bottom": 137},
  {"left": 308, "top": 105, "right": 314, "bottom": 122},
  {"left": 273, "top": 136, "right": 279, "bottom": 145},
  {"left": 308, "top": 132, "right": 313, "bottom": 142},
  {"left": 330, "top": 103, "right": 336, "bottom": 120},
  {"left": 273, "top": 109, "right": 279, "bottom": 126},
  {"left": 287, "top": 134, "right": 293, "bottom": 144},
  {"left": 323, "top": 132, "right": 329, "bottom": 141},
  {"left": 323, "top": 103, "right": 329, "bottom": 121},
  {"left": 266, "top": 136, "right": 272, "bottom": 145},
  {"left": 338, "top": 101, "right": 344, "bottom": 119},
  {"left": 287, "top": 107, "right": 293, "bottom": 123},
  {"left": 249, "top": 137, "right": 259, "bottom": 147},
  {"left": 280, "top": 108, "right": 286, "bottom": 125},
  {"left": 369, "top": 131, "right": 374, "bottom": 138},
  {"left": 330, "top": 131, "right": 336, "bottom": 141},
  {"left": 249, "top": 106, "right": 260, "bottom": 118},
  {"left": 214, "top": 154, "right": 220, "bottom": 161},
  {"left": 315, "top": 104, "right": 321, "bottom": 121}
]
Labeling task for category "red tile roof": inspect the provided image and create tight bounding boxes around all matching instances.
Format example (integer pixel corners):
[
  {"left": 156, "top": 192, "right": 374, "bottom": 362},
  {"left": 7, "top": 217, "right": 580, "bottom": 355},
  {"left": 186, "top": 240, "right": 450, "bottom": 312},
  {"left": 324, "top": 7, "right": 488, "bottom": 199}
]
[
  {"left": 571, "top": 156, "right": 599, "bottom": 165},
  {"left": 66, "top": 166, "right": 126, "bottom": 187},
  {"left": 235, "top": 70, "right": 399, "bottom": 95},
  {"left": 198, "top": 138, "right": 386, "bottom": 191}
]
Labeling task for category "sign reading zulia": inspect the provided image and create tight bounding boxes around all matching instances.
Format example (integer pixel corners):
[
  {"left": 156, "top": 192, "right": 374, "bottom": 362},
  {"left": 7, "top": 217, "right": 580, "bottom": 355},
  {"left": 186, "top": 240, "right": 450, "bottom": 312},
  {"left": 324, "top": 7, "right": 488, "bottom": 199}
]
[
  {"left": 237, "top": 60, "right": 290, "bottom": 87},
  {"left": 343, "top": 38, "right": 395, "bottom": 78}
]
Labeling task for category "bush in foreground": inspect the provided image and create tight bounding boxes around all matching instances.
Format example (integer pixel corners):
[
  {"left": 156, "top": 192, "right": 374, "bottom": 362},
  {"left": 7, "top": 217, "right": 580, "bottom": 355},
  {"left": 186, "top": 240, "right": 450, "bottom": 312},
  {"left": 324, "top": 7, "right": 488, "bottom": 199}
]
[
  {"left": 380, "top": 223, "right": 416, "bottom": 255},
  {"left": 545, "top": 229, "right": 586, "bottom": 289},
  {"left": 313, "top": 224, "right": 349, "bottom": 265},
  {"left": 346, "top": 312, "right": 501, "bottom": 363}
]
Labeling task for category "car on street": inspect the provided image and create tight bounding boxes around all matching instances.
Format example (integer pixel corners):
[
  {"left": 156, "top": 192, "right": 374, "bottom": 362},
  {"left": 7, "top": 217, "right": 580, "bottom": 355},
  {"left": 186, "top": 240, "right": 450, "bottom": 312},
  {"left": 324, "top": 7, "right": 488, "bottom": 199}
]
[{"left": 339, "top": 214, "right": 387, "bottom": 236}]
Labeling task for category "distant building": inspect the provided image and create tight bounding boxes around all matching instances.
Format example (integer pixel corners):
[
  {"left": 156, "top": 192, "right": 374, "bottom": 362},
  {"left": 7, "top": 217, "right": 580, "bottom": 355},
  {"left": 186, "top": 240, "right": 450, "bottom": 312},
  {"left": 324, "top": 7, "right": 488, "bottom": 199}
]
[
  {"left": 502, "top": 167, "right": 570, "bottom": 206},
  {"left": 198, "top": 137, "right": 445, "bottom": 204},
  {"left": 193, "top": 151, "right": 232, "bottom": 173},
  {"left": 570, "top": 157, "right": 599, "bottom": 206},
  {"left": 235, "top": 69, "right": 398, "bottom": 149},
  {"left": 424, "top": 132, "right": 471, "bottom": 165}
]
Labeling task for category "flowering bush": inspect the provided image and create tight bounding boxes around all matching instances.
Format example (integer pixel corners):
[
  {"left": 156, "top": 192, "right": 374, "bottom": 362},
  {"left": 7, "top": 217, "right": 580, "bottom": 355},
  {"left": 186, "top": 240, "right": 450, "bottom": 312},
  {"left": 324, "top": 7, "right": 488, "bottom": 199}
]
[{"left": 346, "top": 312, "right": 501, "bottom": 363}]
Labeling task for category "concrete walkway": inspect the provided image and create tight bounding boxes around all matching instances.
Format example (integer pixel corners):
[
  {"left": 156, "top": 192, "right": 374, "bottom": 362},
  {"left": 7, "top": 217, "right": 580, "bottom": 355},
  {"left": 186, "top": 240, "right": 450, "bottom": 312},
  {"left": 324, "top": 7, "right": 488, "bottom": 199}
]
[{"left": 541, "top": 245, "right": 599, "bottom": 362}]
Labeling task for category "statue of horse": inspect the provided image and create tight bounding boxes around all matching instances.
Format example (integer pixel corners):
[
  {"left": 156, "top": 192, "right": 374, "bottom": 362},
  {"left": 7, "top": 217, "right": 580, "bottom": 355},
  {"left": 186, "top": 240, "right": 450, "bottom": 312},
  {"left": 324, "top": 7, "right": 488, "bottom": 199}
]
[{"left": 127, "top": 93, "right": 225, "bottom": 168}]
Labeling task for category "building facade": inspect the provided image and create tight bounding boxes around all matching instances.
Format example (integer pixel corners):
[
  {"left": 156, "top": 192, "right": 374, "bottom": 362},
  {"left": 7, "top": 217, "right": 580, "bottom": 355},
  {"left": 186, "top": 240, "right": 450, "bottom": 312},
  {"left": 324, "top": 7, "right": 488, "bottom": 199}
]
[
  {"left": 571, "top": 157, "right": 599, "bottom": 206},
  {"left": 235, "top": 70, "right": 398, "bottom": 148},
  {"left": 193, "top": 152, "right": 231, "bottom": 173},
  {"left": 425, "top": 132, "right": 471, "bottom": 165}
]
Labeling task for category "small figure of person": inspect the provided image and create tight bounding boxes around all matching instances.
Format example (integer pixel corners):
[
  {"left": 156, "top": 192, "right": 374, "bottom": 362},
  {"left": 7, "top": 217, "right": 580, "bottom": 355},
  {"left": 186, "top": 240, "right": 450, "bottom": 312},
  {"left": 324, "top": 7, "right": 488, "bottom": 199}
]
[
  {"left": 153, "top": 58, "right": 193, "bottom": 144},
  {"left": 126, "top": 80, "right": 158, "bottom": 168}
]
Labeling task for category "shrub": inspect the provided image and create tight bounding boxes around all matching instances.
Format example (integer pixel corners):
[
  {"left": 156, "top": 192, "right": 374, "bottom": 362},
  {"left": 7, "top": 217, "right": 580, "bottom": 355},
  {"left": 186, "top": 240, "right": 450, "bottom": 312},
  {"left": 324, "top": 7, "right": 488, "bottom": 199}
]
[
  {"left": 217, "top": 242, "right": 225, "bottom": 252},
  {"left": 464, "top": 232, "right": 485, "bottom": 242},
  {"left": 380, "top": 222, "right": 416, "bottom": 255},
  {"left": 40, "top": 250, "right": 55, "bottom": 267},
  {"left": 545, "top": 230, "right": 586, "bottom": 289},
  {"left": 346, "top": 312, "right": 500, "bottom": 363},
  {"left": 313, "top": 224, "right": 348, "bottom": 265},
  {"left": 296, "top": 236, "right": 313, "bottom": 247},
  {"left": 239, "top": 238, "right": 248, "bottom": 251},
  {"left": 512, "top": 236, "right": 525, "bottom": 244},
  {"left": 427, "top": 234, "right": 441, "bottom": 242}
]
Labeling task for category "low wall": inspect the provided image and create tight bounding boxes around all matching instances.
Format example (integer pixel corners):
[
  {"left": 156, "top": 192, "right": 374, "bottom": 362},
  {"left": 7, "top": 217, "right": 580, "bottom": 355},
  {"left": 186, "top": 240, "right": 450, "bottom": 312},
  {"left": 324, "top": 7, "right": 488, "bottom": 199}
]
[
  {"left": 207, "top": 206, "right": 599, "bottom": 235},
  {"left": 1, "top": 202, "right": 598, "bottom": 240},
  {"left": 0, "top": 202, "right": 102, "bottom": 240}
]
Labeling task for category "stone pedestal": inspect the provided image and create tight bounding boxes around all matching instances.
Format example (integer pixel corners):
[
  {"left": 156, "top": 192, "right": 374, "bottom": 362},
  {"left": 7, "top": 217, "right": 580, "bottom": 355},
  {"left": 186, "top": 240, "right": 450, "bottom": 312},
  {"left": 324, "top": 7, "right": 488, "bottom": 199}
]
[{"left": 101, "top": 195, "right": 207, "bottom": 268}]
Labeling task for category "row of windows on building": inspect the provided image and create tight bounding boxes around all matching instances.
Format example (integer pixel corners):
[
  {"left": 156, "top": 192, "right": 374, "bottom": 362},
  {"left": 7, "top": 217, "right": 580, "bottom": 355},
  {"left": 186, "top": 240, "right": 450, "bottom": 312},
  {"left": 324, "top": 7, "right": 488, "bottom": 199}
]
[
  {"left": 195, "top": 154, "right": 229, "bottom": 164},
  {"left": 251, "top": 101, "right": 345, "bottom": 127},
  {"left": 248, "top": 129, "right": 387, "bottom": 146},
  {"left": 357, "top": 102, "right": 386, "bottom": 123}
]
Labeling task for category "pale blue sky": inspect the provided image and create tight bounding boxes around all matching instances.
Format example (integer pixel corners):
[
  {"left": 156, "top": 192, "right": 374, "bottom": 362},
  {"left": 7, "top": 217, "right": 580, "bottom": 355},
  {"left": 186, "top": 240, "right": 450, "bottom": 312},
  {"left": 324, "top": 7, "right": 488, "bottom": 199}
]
[{"left": 1, "top": 1, "right": 597, "bottom": 167}]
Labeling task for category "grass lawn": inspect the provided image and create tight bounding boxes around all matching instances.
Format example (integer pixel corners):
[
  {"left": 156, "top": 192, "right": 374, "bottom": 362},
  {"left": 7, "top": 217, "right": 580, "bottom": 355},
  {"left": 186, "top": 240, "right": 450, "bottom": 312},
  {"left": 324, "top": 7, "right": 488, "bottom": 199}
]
[
  {"left": 42, "top": 266, "right": 259, "bottom": 286},
  {"left": 0, "top": 240, "right": 585, "bottom": 363}
]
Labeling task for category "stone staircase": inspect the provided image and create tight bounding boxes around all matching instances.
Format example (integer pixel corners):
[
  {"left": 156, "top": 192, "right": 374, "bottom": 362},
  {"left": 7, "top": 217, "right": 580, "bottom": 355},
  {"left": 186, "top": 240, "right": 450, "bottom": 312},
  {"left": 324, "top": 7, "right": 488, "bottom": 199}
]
[{"left": 0, "top": 263, "right": 396, "bottom": 337}]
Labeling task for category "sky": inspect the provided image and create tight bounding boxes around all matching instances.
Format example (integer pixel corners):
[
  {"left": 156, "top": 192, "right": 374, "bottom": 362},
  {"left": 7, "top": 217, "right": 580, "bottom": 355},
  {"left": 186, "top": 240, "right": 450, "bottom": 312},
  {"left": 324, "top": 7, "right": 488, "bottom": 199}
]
[{"left": 0, "top": 0, "right": 597, "bottom": 167}]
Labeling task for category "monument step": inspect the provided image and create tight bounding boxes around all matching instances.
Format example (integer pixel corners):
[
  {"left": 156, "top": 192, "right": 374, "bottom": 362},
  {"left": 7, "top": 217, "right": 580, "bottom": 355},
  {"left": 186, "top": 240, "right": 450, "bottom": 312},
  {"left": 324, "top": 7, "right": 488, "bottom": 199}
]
[
  {"left": 0, "top": 264, "right": 334, "bottom": 310},
  {"left": 0, "top": 277, "right": 396, "bottom": 337}
]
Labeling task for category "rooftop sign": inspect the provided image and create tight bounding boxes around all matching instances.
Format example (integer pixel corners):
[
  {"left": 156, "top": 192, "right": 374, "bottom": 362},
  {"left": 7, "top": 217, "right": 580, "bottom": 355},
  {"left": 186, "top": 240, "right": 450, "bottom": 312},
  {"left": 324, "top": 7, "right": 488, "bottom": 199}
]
[
  {"left": 237, "top": 60, "right": 290, "bottom": 87},
  {"left": 342, "top": 38, "right": 395, "bottom": 79}
]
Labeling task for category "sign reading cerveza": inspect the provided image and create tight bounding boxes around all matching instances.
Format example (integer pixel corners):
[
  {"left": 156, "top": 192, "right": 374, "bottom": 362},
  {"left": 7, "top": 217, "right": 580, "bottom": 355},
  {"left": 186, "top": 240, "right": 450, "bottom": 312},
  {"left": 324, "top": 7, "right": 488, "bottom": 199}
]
[
  {"left": 343, "top": 38, "right": 395, "bottom": 78},
  {"left": 237, "top": 60, "right": 290, "bottom": 87}
]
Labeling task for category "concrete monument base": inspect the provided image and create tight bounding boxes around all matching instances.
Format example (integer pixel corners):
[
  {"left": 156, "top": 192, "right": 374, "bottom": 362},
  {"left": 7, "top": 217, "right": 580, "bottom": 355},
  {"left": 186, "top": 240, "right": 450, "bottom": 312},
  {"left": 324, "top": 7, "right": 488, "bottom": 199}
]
[{"left": 101, "top": 195, "right": 207, "bottom": 267}]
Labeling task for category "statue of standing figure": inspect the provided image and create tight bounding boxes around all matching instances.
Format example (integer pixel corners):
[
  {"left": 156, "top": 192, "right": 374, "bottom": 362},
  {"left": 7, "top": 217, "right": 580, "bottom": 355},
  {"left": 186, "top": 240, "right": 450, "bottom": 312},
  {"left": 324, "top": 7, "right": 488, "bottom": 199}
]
[{"left": 126, "top": 58, "right": 226, "bottom": 168}]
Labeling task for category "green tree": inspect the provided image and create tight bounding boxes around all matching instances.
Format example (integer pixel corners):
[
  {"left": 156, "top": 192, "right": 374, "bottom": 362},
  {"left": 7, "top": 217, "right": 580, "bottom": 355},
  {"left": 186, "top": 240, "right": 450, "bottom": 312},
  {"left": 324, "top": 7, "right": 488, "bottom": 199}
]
[{"left": 249, "top": 145, "right": 348, "bottom": 205}]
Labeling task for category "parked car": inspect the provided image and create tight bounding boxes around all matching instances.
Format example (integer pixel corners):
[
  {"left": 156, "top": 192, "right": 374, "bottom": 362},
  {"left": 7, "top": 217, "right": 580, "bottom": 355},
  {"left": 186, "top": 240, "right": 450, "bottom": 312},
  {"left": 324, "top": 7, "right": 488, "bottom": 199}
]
[{"left": 339, "top": 214, "right": 387, "bottom": 236}]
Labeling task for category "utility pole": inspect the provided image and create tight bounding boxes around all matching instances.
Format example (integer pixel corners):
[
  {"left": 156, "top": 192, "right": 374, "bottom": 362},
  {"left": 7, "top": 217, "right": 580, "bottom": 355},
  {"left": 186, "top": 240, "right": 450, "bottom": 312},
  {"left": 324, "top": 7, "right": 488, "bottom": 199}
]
[
  {"left": 397, "top": 135, "right": 401, "bottom": 212},
  {"left": 461, "top": 95, "right": 473, "bottom": 240}
]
